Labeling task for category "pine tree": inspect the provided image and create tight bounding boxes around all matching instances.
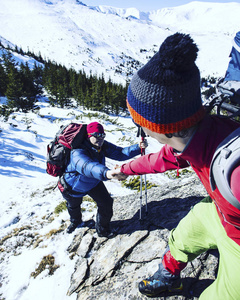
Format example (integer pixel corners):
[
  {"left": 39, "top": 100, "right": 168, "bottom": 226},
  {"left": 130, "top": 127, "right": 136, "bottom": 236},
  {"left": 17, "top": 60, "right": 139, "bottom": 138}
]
[
  {"left": 32, "top": 62, "right": 43, "bottom": 95},
  {"left": 19, "top": 62, "right": 38, "bottom": 109},
  {"left": 5, "top": 64, "right": 24, "bottom": 109},
  {"left": 0, "top": 63, "right": 7, "bottom": 95}
]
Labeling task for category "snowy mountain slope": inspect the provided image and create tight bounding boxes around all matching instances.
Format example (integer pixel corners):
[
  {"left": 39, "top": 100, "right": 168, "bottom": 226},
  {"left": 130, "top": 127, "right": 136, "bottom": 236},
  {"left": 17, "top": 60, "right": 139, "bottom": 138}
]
[
  {"left": 0, "top": 0, "right": 239, "bottom": 83},
  {"left": 0, "top": 2, "right": 240, "bottom": 299},
  {"left": 0, "top": 93, "right": 166, "bottom": 300}
]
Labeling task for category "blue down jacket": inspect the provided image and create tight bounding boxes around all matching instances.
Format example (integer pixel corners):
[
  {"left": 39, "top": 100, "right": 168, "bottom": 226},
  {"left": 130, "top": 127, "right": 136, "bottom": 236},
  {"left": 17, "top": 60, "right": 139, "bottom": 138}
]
[{"left": 63, "top": 138, "right": 141, "bottom": 196}]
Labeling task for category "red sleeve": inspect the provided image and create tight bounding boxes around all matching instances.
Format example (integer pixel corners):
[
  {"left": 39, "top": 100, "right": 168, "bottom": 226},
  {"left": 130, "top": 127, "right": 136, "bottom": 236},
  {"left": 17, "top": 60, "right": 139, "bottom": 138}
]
[
  {"left": 230, "top": 165, "right": 240, "bottom": 202},
  {"left": 120, "top": 145, "right": 189, "bottom": 175}
]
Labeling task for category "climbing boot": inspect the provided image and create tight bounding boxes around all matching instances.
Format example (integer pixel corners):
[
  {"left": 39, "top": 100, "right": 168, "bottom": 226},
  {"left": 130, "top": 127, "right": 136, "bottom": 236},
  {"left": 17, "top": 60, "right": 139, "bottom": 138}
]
[
  {"left": 67, "top": 221, "right": 82, "bottom": 234},
  {"left": 95, "top": 221, "right": 116, "bottom": 238},
  {"left": 138, "top": 263, "right": 183, "bottom": 296},
  {"left": 97, "top": 228, "right": 116, "bottom": 238}
]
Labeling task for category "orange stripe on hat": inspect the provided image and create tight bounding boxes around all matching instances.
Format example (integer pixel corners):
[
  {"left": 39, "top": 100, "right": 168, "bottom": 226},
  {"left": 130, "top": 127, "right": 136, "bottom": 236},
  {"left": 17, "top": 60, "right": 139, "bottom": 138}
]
[{"left": 127, "top": 99, "right": 206, "bottom": 134}]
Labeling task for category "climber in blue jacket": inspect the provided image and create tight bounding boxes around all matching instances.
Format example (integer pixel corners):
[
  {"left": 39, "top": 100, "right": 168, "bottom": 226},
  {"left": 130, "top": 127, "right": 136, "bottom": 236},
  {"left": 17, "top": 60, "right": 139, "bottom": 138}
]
[{"left": 58, "top": 121, "right": 147, "bottom": 237}]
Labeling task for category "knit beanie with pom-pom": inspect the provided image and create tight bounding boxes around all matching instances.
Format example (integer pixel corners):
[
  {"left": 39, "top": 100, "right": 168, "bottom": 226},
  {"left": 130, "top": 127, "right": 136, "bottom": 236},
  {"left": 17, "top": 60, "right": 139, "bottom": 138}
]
[{"left": 127, "top": 33, "right": 206, "bottom": 134}]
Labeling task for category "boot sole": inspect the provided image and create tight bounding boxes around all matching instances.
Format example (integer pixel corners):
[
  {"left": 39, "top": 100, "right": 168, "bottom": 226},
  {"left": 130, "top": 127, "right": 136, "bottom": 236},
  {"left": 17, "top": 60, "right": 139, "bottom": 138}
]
[{"left": 140, "top": 282, "right": 183, "bottom": 297}]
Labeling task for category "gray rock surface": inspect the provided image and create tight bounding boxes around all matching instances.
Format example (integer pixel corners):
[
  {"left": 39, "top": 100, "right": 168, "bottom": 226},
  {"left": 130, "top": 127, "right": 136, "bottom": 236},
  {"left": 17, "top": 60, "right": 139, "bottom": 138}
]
[{"left": 67, "top": 174, "right": 219, "bottom": 300}]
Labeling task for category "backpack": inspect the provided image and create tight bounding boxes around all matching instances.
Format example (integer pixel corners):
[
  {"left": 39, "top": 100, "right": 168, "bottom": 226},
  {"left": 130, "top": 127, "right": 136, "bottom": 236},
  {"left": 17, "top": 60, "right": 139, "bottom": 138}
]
[
  {"left": 46, "top": 123, "right": 87, "bottom": 177},
  {"left": 204, "top": 32, "right": 240, "bottom": 116},
  {"left": 203, "top": 32, "right": 240, "bottom": 209},
  {"left": 210, "top": 127, "right": 240, "bottom": 210}
]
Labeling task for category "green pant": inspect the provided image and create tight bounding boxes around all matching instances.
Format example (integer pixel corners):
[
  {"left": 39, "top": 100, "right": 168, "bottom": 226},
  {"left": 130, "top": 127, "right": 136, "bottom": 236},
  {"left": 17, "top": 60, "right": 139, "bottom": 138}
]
[{"left": 168, "top": 197, "right": 240, "bottom": 300}]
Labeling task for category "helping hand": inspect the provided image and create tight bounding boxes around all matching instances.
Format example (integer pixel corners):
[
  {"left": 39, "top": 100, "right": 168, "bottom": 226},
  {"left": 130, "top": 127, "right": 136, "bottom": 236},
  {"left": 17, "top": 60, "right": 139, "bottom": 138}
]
[{"left": 106, "top": 165, "right": 128, "bottom": 181}]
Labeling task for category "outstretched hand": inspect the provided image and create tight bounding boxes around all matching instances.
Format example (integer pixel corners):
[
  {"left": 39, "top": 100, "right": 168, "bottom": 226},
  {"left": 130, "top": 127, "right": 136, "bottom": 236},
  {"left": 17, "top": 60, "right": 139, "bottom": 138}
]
[{"left": 106, "top": 165, "right": 128, "bottom": 181}]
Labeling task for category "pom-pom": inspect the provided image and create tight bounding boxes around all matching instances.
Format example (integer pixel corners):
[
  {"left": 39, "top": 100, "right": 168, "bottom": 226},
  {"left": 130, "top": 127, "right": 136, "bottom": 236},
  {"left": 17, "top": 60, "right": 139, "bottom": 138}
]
[{"left": 159, "top": 33, "right": 199, "bottom": 71}]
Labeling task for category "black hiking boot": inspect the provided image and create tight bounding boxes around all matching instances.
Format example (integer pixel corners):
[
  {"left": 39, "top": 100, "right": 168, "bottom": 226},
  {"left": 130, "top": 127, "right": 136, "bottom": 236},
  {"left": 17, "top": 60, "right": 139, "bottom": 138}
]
[
  {"left": 138, "top": 263, "right": 183, "bottom": 297},
  {"left": 96, "top": 223, "right": 116, "bottom": 238},
  {"left": 67, "top": 222, "right": 81, "bottom": 234},
  {"left": 97, "top": 228, "right": 116, "bottom": 239}
]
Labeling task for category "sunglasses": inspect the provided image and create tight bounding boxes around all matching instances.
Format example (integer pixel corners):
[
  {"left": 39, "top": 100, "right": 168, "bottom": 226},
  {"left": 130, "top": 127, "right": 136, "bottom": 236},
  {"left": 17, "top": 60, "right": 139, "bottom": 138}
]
[{"left": 89, "top": 132, "right": 106, "bottom": 138}]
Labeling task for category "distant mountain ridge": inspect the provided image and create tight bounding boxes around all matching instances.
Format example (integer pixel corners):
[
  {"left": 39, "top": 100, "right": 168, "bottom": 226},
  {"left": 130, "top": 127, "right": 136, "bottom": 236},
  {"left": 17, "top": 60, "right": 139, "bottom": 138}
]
[
  {"left": 0, "top": 0, "right": 239, "bottom": 83},
  {"left": 87, "top": 0, "right": 240, "bottom": 32}
]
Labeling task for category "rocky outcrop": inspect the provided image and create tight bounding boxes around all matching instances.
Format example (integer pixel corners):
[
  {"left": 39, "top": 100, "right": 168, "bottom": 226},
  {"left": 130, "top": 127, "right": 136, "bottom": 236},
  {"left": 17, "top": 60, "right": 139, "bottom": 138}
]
[{"left": 67, "top": 174, "right": 219, "bottom": 300}]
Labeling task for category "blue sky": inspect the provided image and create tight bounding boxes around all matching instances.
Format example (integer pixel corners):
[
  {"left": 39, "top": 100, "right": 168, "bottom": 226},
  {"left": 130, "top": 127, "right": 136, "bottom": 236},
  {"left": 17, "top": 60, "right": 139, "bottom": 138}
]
[{"left": 85, "top": 0, "right": 239, "bottom": 11}]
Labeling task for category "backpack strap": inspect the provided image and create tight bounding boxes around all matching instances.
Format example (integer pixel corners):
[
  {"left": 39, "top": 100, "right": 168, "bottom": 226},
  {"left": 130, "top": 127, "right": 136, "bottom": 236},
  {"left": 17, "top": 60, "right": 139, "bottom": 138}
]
[
  {"left": 210, "top": 127, "right": 240, "bottom": 210},
  {"left": 59, "top": 176, "right": 82, "bottom": 196}
]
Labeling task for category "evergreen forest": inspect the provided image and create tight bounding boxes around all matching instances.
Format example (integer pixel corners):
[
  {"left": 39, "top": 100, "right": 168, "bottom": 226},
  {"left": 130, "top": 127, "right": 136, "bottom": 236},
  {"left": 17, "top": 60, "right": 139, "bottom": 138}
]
[{"left": 0, "top": 43, "right": 129, "bottom": 117}]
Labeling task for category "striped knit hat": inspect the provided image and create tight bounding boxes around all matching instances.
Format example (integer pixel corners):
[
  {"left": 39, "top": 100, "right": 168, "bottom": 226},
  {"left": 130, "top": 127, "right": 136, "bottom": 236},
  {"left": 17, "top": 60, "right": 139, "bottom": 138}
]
[{"left": 127, "top": 33, "right": 205, "bottom": 134}]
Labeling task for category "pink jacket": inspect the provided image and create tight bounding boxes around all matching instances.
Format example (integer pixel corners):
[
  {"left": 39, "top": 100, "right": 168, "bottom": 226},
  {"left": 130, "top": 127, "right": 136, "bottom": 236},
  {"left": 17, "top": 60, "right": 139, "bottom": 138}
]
[{"left": 121, "top": 115, "right": 240, "bottom": 245}]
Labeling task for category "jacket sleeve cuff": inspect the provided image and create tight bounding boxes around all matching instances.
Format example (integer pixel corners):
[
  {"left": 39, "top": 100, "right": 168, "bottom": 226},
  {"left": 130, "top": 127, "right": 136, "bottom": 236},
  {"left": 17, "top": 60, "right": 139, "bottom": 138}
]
[{"left": 103, "top": 167, "right": 110, "bottom": 181}]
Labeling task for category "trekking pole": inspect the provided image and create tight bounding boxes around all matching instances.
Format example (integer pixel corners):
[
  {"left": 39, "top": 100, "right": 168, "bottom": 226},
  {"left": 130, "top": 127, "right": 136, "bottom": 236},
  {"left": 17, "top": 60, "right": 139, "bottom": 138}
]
[
  {"left": 137, "top": 127, "right": 147, "bottom": 223},
  {"left": 141, "top": 137, "right": 148, "bottom": 216},
  {"left": 139, "top": 166, "right": 143, "bottom": 222}
]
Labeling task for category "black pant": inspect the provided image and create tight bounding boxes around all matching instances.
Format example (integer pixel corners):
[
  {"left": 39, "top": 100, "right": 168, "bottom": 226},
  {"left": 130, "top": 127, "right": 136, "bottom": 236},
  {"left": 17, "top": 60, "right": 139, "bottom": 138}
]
[{"left": 61, "top": 181, "right": 113, "bottom": 230}]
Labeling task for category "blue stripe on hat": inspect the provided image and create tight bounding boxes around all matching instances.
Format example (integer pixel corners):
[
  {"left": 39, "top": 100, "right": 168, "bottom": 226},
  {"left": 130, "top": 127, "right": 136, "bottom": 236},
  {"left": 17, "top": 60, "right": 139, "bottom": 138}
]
[{"left": 127, "top": 83, "right": 202, "bottom": 125}]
